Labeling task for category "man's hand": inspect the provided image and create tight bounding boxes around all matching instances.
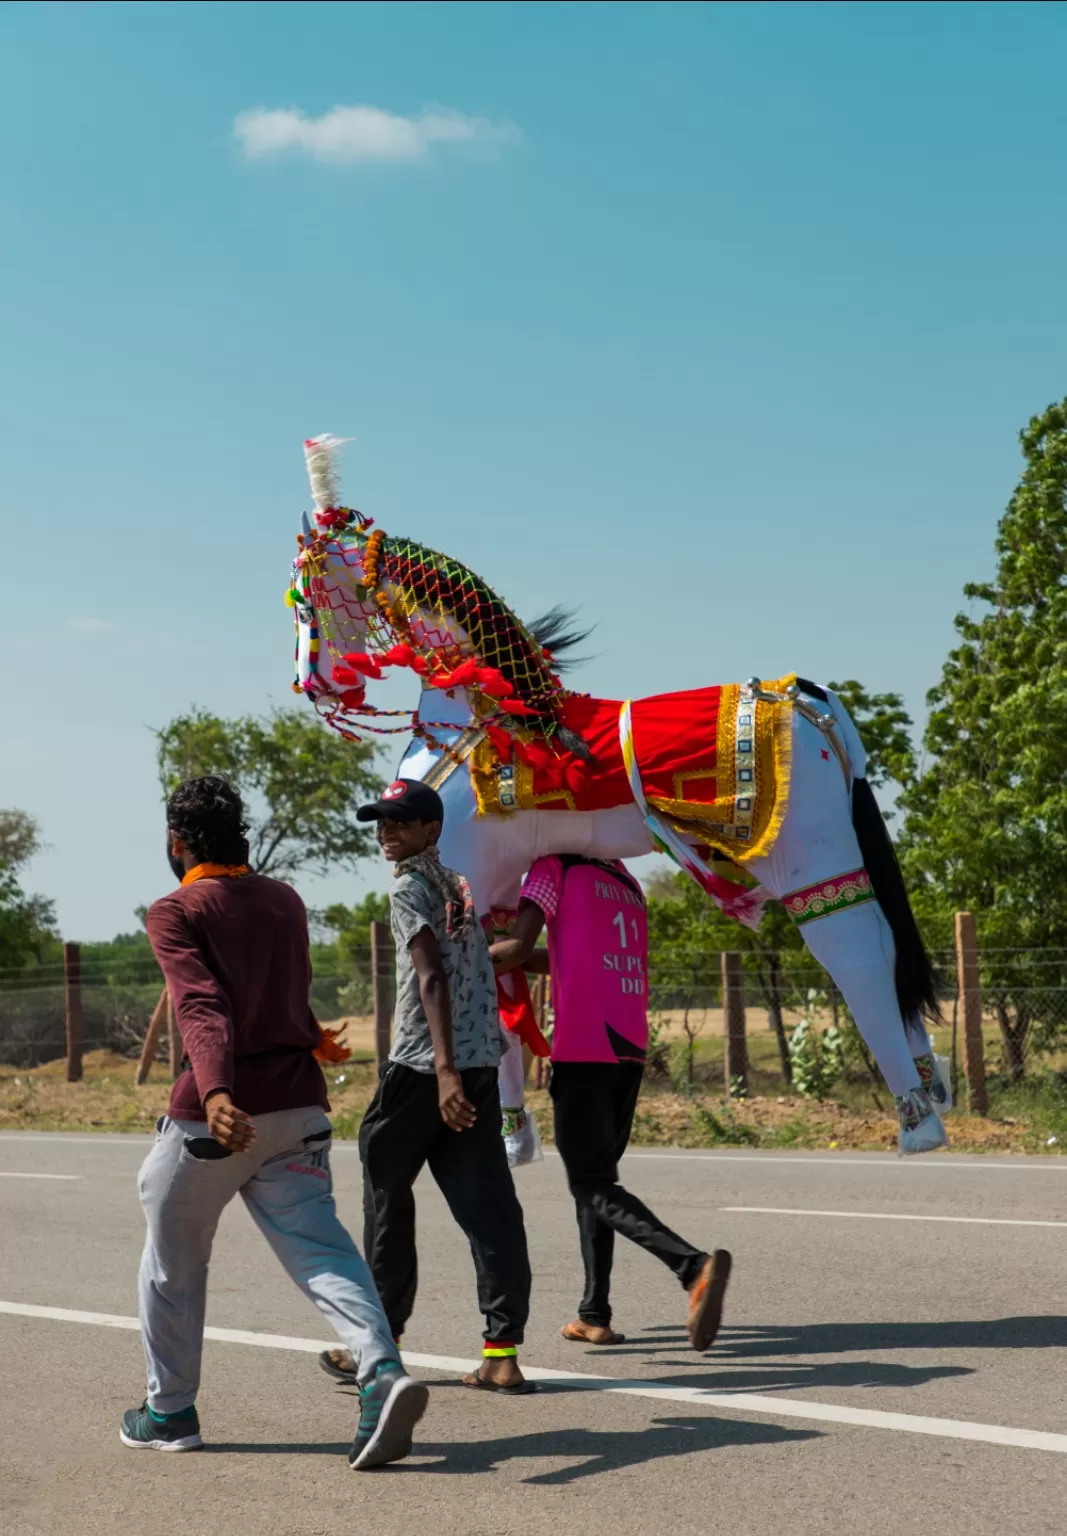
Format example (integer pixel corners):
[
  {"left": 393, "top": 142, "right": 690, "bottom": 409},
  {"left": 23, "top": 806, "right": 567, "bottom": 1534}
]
[
  {"left": 204, "top": 1091, "right": 257, "bottom": 1151},
  {"left": 437, "top": 1067, "right": 476, "bottom": 1132}
]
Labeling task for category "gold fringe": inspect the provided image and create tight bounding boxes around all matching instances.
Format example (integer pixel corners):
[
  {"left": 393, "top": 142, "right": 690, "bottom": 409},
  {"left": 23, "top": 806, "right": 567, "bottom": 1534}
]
[
  {"left": 743, "top": 673, "right": 795, "bottom": 864},
  {"left": 470, "top": 731, "right": 576, "bottom": 816}
]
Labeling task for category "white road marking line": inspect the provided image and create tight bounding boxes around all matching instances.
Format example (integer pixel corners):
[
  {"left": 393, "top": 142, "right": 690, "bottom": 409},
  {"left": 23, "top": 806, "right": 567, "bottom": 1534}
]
[
  {"left": 3, "top": 1299, "right": 1066, "bottom": 1455},
  {"left": 0, "top": 1171, "right": 81, "bottom": 1181},
  {"left": 605, "top": 1152, "right": 1067, "bottom": 1173},
  {"left": 721, "top": 1206, "right": 1067, "bottom": 1229},
  {"left": 3, "top": 1132, "right": 1067, "bottom": 1173},
  {"left": 0, "top": 1134, "right": 154, "bottom": 1146}
]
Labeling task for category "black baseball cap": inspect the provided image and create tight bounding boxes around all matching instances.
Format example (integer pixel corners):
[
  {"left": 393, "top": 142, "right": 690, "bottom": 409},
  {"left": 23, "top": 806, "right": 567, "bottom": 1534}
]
[{"left": 357, "top": 777, "right": 445, "bottom": 824}]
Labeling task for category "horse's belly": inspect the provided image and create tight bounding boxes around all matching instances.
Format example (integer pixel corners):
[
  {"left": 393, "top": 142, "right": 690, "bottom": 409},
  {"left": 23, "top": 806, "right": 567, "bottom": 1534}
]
[{"left": 399, "top": 738, "right": 652, "bottom": 909}]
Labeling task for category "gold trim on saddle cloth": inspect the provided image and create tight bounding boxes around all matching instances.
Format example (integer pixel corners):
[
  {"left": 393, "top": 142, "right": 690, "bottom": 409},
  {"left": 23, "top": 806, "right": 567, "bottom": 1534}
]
[
  {"left": 469, "top": 731, "right": 578, "bottom": 814},
  {"left": 644, "top": 677, "right": 794, "bottom": 864}
]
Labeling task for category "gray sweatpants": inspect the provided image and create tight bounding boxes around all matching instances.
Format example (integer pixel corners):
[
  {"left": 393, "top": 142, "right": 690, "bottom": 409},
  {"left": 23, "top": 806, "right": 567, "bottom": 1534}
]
[{"left": 137, "top": 1105, "right": 398, "bottom": 1414}]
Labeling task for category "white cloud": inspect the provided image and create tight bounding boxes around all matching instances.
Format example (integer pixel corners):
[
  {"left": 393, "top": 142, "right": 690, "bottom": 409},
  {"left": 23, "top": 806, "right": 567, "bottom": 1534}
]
[
  {"left": 234, "top": 103, "right": 516, "bottom": 166},
  {"left": 66, "top": 616, "right": 117, "bottom": 634}
]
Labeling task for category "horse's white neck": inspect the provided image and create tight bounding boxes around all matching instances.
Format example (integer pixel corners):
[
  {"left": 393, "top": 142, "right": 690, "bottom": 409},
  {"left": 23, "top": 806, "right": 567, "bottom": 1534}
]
[{"left": 416, "top": 682, "right": 475, "bottom": 733}]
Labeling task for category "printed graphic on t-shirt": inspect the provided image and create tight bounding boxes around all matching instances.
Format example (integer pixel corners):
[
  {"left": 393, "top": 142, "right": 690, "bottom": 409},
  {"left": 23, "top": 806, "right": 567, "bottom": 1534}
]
[{"left": 521, "top": 857, "right": 650, "bottom": 1064}]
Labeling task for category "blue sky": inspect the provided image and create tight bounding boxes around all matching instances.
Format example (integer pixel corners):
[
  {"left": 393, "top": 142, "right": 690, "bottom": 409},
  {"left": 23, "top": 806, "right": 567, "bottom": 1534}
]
[{"left": 3, "top": 0, "right": 1066, "bottom": 941}]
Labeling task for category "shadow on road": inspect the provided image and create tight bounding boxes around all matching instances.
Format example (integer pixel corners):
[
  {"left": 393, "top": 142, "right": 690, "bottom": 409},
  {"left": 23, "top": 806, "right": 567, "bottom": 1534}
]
[
  {"left": 624, "top": 1315, "right": 1067, "bottom": 1358},
  {"left": 640, "top": 1358, "right": 971, "bottom": 1393},
  {"left": 712, "top": 1316, "right": 1067, "bottom": 1356},
  {"left": 208, "top": 1413, "right": 820, "bottom": 1483}
]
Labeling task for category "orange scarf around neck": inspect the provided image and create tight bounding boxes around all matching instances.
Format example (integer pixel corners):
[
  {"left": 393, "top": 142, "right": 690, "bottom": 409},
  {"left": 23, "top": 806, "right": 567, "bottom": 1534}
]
[{"left": 180, "top": 863, "right": 250, "bottom": 887}]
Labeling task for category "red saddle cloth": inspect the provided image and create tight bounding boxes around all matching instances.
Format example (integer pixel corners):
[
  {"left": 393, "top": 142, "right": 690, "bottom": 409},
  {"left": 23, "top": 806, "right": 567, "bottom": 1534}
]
[{"left": 537, "top": 687, "right": 724, "bottom": 813}]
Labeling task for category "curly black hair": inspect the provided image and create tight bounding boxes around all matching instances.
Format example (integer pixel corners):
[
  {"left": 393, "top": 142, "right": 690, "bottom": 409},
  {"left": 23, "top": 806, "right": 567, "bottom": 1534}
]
[{"left": 166, "top": 776, "right": 250, "bottom": 867}]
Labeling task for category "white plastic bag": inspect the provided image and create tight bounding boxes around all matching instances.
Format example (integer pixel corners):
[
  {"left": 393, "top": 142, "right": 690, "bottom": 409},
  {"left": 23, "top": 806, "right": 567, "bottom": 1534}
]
[
  {"left": 498, "top": 1019, "right": 544, "bottom": 1167},
  {"left": 504, "top": 1107, "right": 544, "bottom": 1169},
  {"left": 933, "top": 1052, "right": 953, "bottom": 1111}
]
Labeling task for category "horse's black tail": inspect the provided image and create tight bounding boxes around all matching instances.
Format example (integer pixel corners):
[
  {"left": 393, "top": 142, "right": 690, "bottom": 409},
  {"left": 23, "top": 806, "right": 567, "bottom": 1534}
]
[{"left": 851, "top": 777, "right": 939, "bottom": 1023}]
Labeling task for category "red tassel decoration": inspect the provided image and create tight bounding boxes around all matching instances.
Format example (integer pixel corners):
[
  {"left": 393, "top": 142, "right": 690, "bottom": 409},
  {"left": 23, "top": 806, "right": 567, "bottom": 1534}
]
[
  {"left": 379, "top": 643, "right": 415, "bottom": 668},
  {"left": 474, "top": 666, "right": 514, "bottom": 699},
  {"left": 342, "top": 652, "right": 384, "bottom": 679},
  {"left": 485, "top": 725, "right": 514, "bottom": 763}
]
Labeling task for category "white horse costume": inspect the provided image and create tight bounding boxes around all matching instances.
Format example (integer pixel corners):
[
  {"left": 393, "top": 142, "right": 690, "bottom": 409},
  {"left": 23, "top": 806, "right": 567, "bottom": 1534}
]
[{"left": 288, "top": 437, "right": 948, "bottom": 1155}]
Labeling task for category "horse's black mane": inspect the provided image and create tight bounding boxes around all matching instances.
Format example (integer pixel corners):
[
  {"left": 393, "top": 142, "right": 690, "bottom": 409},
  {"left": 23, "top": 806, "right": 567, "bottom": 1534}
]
[
  {"left": 528, "top": 605, "right": 596, "bottom": 761},
  {"left": 528, "top": 606, "right": 593, "bottom": 671}
]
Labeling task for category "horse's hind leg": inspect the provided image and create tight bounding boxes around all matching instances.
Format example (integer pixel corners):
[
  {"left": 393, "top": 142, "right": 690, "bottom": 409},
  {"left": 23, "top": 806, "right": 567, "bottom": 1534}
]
[
  {"left": 791, "top": 902, "right": 922, "bottom": 1096},
  {"left": 746, "top": 714, "right": 923, "bottom": 1098}
]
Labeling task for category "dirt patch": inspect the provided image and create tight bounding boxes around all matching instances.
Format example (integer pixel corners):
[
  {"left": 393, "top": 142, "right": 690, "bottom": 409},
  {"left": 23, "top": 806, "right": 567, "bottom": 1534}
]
[{"left": 0, "top": 1051, "right": 1060, "bottom": 1155}]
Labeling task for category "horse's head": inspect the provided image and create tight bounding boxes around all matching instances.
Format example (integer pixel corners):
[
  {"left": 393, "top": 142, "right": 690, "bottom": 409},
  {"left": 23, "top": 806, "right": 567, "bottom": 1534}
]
[
  {"left": 290, "top": 434, "right": 591, "bottom": 763},
  {"left": 289, "top": 436, "right": 379, "bottom": 721}
]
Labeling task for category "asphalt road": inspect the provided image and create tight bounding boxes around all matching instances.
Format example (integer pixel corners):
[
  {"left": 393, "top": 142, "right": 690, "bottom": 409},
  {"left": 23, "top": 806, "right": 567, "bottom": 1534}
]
[{"left": 2, "top": 1132, "right": 1067, "bottom": 1536}]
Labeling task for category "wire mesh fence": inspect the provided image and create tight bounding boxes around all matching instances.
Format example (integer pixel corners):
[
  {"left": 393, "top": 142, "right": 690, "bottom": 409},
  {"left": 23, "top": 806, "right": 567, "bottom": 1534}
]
[{"left": 6, "top": 943, "right": 1067, "bottom": 1099}]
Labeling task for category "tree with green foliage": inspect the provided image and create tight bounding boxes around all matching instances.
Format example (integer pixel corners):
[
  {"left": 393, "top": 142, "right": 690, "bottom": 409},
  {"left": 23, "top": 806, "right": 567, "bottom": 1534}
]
[
  {"left": 826, "top": 679, "right": 918, "bottom": 797},
  {"left": 318, "top": 891, "right": 391, "bottom": 972},
  {"left": 0, "top": 811, "right": 58, "bottom": 971},
  {"left": 900, "top": 397, "right": 1067, "bottom": 1078},
  {"left": 156, "top": 708, "right": 383, "bottom": 879},
  {"left": 646, "top": 870, "right": 805, "bottom": 1084},
  {"left": 313, "top": 892, "right": 392, "bottom": 1018}
]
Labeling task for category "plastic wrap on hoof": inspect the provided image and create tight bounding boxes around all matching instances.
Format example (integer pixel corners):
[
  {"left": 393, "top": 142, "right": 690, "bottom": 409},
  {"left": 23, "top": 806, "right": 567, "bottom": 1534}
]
[
  {"left": 914, "top": 1047, "right": 953, "bottom": 1115},
  {"left": 896, "top": 1088, "right": 949, "bottom": 1156},
  {"left": 931, "top": 1053, "right": 953, "bottom": 1113},
  {"left": 503, "top": 1108, "right": 544, "bottom": 1169}
]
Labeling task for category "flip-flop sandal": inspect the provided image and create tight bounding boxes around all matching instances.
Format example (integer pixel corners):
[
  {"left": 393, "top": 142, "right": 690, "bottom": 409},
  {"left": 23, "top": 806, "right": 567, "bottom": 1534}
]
[
  {"left": 319, "top": 1348, "right": 358, "bottom": 1384},
  {"left": 560, "top": 1323, "right": 626, "bottom": 1345},
  {"left": 688, "top": 1249, "right": 733, "bottom": 1353},
  {"left": 461, "top": 1371, "right": 539, "bottom": 1397}
]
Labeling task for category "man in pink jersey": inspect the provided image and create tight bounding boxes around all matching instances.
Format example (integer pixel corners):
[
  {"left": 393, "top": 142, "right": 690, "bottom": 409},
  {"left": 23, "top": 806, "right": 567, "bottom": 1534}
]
[{"left": 490, "top": 855, "right": 731, "bottom": 1351}]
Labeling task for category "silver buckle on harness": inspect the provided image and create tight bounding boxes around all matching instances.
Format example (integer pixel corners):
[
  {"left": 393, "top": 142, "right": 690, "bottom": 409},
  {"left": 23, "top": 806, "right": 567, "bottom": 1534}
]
[{"left": 742, "top": 678, "right": 851, "bottom": 786}]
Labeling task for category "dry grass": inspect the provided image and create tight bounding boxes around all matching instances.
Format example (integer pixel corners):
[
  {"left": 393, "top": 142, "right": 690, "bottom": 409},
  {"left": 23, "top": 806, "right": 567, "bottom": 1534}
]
[{"left": 0, "top": 1048, "right": 1061, "bottom": 1155}]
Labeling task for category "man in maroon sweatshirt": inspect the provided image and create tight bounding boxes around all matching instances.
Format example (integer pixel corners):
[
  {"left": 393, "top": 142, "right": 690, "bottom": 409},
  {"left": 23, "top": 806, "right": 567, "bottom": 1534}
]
[{"left": 121, "top": 775, "right": 427, "bottom": 1470}]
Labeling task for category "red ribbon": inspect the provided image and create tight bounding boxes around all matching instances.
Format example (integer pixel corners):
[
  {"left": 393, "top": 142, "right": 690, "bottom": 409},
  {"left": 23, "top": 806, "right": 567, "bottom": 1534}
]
[{"left": 496, "top": 968, "right": 550, "bottom": 1057}]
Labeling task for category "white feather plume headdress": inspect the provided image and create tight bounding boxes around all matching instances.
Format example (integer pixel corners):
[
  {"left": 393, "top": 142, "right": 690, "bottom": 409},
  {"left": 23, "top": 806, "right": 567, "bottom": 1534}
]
[{"left": 303, "top": 434, "right": 352, "bottom": 518}]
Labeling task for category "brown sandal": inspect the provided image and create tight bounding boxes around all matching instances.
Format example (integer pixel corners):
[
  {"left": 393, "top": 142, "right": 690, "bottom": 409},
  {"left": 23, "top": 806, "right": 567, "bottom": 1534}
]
[
  {"left": 560, "top": 1322, "right": 626, "bottom": 1345},
  {"left": 461, "top": 1370, "right": 538, "bottom": 1396},
  {"left": 318, "top": 1348, "right": 358, "bottom": 1384},
  {"left": 687, "top": 1249, "right": 732, "bottom": 1352}
]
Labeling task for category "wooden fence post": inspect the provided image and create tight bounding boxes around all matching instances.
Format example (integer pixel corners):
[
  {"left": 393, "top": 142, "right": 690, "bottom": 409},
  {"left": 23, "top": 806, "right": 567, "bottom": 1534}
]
[
  {"left": 167, "top": 991, "right": 184, "bottom": 1080},
  {"left": 955, "top": 911, "right": 988, "bottom": 1115},
  {"left": 64, "top": 942, "right": 83, "bottom": 1083},
  {"left": 135, "top": 985, "right": 170, "bottom": 1086},
  {"left": 370, "top": 921, "right": 394, "bottom": 1070},
  {"left": 722, "top": 951, "right": 747, "bottom": 1096}
]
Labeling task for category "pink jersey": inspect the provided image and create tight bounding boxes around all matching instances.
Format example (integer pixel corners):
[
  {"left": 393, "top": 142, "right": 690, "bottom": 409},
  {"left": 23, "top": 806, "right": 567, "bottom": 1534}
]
[{"left": 520, "top": 856, "right": 648, "bottom": 1064}]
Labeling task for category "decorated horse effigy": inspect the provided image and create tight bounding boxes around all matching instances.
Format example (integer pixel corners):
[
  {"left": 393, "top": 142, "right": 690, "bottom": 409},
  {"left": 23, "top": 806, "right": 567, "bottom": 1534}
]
[{"left": 287, "top": 436, "right": 950, "bottom": 1156}]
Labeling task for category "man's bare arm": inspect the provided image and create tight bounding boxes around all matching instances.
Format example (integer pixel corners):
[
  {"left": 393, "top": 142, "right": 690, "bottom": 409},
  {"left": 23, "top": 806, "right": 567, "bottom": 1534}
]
[{"left": 489, "top": 899, "right": 547, "bottom": 976}]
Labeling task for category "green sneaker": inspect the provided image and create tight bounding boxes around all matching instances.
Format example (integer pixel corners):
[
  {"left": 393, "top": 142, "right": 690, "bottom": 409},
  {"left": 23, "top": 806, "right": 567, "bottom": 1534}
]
[
  {"left": 348, "top": 1361, "right": 428, "bottom": 1471},
  {"left": 120, "top": 1400, "right": 203, "bottom": 1452}
]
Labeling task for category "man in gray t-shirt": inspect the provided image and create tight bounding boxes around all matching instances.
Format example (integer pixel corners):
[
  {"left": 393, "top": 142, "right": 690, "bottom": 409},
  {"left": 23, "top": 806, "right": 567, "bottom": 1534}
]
[
  {"left": 351, "top": 778, "right": 533, "bottom": 1397},
  {"left": 389, "top": 870, "right": 504, "bottom": 1074}
]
